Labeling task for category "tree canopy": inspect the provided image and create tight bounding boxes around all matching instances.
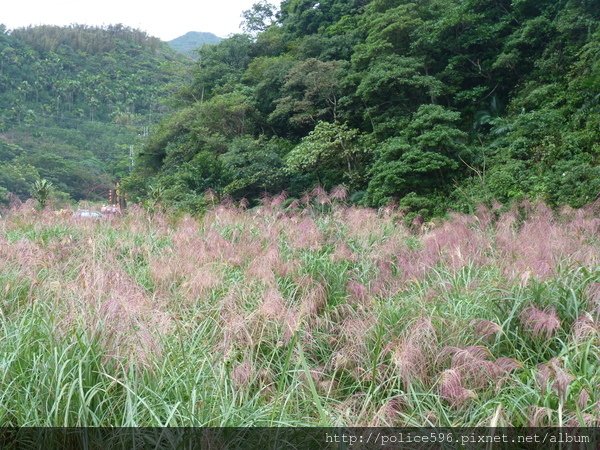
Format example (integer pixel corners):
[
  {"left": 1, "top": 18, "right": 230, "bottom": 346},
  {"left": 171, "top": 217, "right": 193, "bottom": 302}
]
[
  {"left": 1, "top": 1, "right": 598, "bottom": 214},
  {"left": 124, "top": 0, "right": 598, "bottom": 215},
  {"left": 0, "top": 24, "right": 186, "bottom": 202}
]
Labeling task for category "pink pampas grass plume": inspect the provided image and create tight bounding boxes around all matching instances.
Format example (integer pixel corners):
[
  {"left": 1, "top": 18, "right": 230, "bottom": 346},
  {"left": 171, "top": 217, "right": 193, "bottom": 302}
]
[
  {"left": 520, "top": 306, "right": 561, "bottom": 338},
  {"left": 330, "top": 242, "right": 357, "bottom": 263},
  {"left": 578, "top": 389, "right": 590, "bottom": 410},
  {"left": 550, "top": 360, "right": 574, "bottom": 400},
  {"left": 565, "top": 413, "right": 599, "bottom": 427},
  {"left": 446, "top": 346, "right": 502, "bottom": 389},
  {"left": 571, "top": 313, "right": 598, "bottom": 342},
  {"left": 586, "top": 282, "right": 600, "bottom": 316},
  {"left": 536, "top": 358, "right": 574, "bottom": 400},
  {"left": 472, "top": 319, "right": 503, "bottom": 340},
  {"left": 238, "top": 198, "right": 249, "bottom": 209},
  {"left": 232, "top": 360, "right": 253, "bottom": 388},
  {"left": 371, "top": 395, "right": 408, "bottom": 426},
  {"left": 390, "top": 317, "right": 437, "bottom": 386},
  {"left": 494, "top": 357, "right": 522, "bottom": 373},
  {"left": 392, "top": 342, "right": 427, "bottom": 386},
  {"left": 270, "top": 191, "right": 288, "bottom": 208},
  {"left": 536, "top": 363, "right": 552, "bottom": 390},
  {"left": 346, "top": 280, "right": 370, "bottom": 306},
  {"left": 259, "top": 287, "right": 287, "bottom": 321},
  {"left": 182, "top": 266, "right": 222, "bottom": 300},
  {"left": 290, "top": 217, "right": 323, "bottom": 250},
  {"left": 330, "top": 185, "right": 348, "bottom": 202},
  {"left": 528, "top": 406, "right": 553, "bottom": 427},
  {"left": 440, "top": 346, "right": 520, "bottom": 390},
  {"left": 311, "top": 186, "right": 330, "bottom": 205},
  {"left": 281, "top": 310, "right": 299, "bottom": 344},
  {"left": 299, "top": 278, "right": 327, "bottom": 318},
  {"left": 439, "top": 369, "right": 476, "bottom": 406}
]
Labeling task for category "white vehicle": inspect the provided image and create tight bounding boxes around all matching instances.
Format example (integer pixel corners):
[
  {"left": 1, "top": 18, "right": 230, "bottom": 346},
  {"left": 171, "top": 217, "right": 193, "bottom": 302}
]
[{"left": 73, "top": 210, "right": 103, "bottom": 219}]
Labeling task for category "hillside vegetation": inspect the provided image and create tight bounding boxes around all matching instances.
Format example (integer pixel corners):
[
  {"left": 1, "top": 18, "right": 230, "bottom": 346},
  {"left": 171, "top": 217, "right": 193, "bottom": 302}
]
[
  {"left": 125, "top": 0, "right": 599, "bottom": 218},
  {"left": 0, "top": 24, "right": 187, "bottom": 203},
  {"left": 0, "top": 197, "right": 598, "bottom": 426}
]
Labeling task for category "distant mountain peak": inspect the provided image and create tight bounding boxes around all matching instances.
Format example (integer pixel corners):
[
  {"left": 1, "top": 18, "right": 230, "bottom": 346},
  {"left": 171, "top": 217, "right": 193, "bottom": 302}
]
[{"left": 168, "top": 31, "right": 222, "bottom": 58}]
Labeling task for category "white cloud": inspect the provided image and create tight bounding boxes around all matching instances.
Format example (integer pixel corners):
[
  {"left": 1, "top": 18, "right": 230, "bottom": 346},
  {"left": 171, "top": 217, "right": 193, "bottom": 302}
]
[{"left": 1, "top": 0, "right": 262, "bottom": 40}]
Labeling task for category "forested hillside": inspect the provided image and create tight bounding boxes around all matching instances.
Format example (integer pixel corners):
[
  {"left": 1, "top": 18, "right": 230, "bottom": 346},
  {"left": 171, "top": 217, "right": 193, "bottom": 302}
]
[
  {"left": 0, "top": 24, "right": 187, "bottom": 203},
  {"left": 126, "top": 0, "right": 599, "bottom": 217}
]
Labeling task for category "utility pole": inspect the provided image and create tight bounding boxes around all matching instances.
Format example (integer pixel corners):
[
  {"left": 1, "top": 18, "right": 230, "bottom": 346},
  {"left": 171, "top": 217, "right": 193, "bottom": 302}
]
[{"left": 129, "top": 145, "right": 134, "bottom": 172}]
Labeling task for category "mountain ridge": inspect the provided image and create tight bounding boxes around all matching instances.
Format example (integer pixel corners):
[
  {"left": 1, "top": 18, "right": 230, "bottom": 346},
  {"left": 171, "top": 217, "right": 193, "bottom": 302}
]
[{"left": 168, "top": 31, "right": 222, "bottom": 58}]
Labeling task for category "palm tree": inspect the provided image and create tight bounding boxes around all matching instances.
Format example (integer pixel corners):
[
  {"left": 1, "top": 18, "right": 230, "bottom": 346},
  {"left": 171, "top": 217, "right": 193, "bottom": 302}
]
[{"left": 31, "top": 179, "right": 53, "bottom": 209}]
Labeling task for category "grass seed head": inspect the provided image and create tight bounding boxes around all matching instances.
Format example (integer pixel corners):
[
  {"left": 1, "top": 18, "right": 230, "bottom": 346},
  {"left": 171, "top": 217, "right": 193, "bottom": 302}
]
[{"left": 520, "top": 306, "right": 561, "bottom": 338}]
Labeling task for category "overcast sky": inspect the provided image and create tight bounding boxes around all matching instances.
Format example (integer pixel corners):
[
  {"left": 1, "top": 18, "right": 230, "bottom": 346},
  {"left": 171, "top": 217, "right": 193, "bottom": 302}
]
[{"left": 2, "top": 0, "right": 263, "bottom": 41}]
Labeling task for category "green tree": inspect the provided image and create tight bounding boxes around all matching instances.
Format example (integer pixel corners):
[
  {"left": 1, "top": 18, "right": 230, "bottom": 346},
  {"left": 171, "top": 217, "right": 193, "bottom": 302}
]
[
  {"left": 242, "top": 1, "right": 278, "bottom": 36},
  {"left": 222, "top": 136, "right": 292, "bottom": 199},
  {"left": 270, "top": 59, "right": 348, "bottom": 135},
  {"left": 0, "top": 162, "right": 40, "bottom": 198},
  {"left": 366, "top": 105, "right": 469, "bottom": 207},
  {"left": 286, "top": 121, "right": 369, "bottom": 189},
  {"left": 31, "top": 178, "right": 53, "bottom": 209}
]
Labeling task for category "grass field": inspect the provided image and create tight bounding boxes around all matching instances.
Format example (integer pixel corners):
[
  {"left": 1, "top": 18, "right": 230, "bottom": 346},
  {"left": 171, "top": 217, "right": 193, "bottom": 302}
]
[{"left": 0, "top": 194, "right": 598, "bottom": 426}]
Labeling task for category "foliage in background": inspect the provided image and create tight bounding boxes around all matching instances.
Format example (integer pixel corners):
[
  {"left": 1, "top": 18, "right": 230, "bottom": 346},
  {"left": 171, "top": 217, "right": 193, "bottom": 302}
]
[
  {"left": 125, "top": 0, "right": 599, "bottom": 216},
  {"left": 0, "top": 24, "right": 187, "bottom": 201}
]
